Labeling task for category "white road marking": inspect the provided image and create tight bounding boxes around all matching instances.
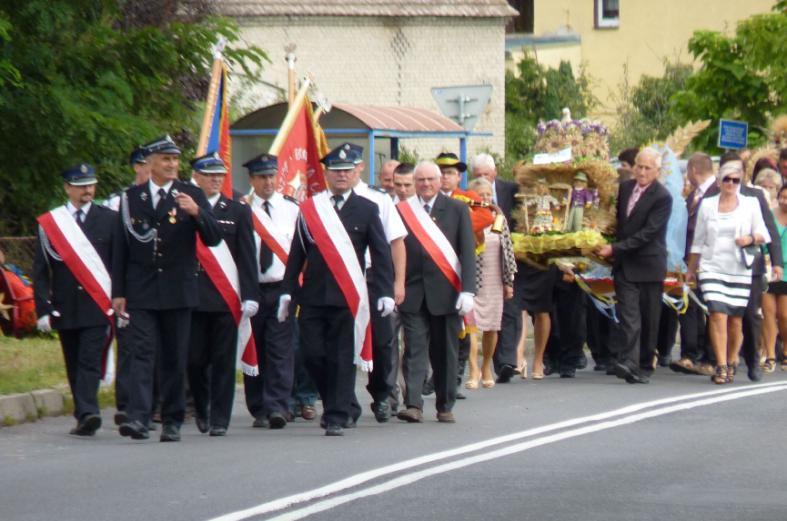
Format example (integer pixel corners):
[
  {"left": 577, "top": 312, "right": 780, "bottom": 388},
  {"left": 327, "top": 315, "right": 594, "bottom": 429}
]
[{"left": 208, "top": 383, "right": 787, "bottom": 521}]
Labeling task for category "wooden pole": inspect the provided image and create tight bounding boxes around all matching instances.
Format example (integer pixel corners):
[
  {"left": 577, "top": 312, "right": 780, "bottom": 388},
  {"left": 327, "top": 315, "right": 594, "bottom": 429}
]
[{"left": 269, "top": 78, "right": 311, "bottom": 155}]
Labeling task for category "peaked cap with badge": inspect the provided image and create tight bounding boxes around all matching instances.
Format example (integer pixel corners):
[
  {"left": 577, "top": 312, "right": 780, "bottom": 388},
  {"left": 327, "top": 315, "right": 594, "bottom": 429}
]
[
  {"left": 191, "top": 152, "right": 227, "bottom": 175},
  {"left": 62, "top": 163, "right": 98, "bottom": 186}
]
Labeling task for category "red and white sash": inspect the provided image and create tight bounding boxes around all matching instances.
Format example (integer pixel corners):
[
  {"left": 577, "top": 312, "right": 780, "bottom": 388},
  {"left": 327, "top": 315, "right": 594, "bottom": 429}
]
[
  {"left": 250, "top": 205, "right": 290, "bottom": 265},
  {"left": 396, "top": 196, "right": 462, "bottom": 292},
  {"left": 196, "top": 239, "right": 258, "bottom": 376},
  {"left": 300, "top": 192, "right": 373, "bottom": 372},
  {"left": 37, "top": 206, "right": 115, "bottom": 382}
]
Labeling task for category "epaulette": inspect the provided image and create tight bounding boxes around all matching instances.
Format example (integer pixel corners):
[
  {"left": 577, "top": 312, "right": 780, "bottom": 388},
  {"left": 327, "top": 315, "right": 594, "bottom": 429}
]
[
  {"left": 283, "top": 194, "right": 299, "bottom": 205},
  {"left": 369, "top": 185, "right": 387, "bottom": 194}
]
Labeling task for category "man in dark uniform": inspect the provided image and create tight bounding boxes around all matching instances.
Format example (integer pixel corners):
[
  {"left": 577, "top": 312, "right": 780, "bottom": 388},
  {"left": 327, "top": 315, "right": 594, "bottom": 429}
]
[
  {"left": 33, "top": 164, "right": 118, "bottom": 436},
  {"left": 112, "top": 135, "right": 221, "bottom": 442},
  {"left": 243, "top": 153, "right": 300, "bottom": 429},
  {"left": 187, "top": 152, "right": 258, "bottom": 436},
  {"left": 279, "top": 146, "right": 394, "bottom": 436}
]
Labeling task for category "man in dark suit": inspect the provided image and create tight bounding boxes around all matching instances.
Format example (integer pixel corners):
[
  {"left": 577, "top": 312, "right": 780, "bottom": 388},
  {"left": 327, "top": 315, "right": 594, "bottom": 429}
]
[
  {"left": 597, "top": 147, "right": 672, "bottom": 384},
  {"left": 470, "top": 153, "right": 521, "bottom": 381},
  {"left": 719, "top": 153, "right": 783, "bottom": 381},
  {"left": 397, "top": 161, "right": 476, "bottom": 423},
  {"left": 669, "top": 153, "right": 719, "bottom": 376},
  {"left": 279, "top": 146, "right": 394, "bottom": 436},
  {"left": 112, "top": 135, "right": 221, "bottom": 442},
  {"left": 33, "top": 164, "right": 118, "bottom": 436},
  {"left": 187, "top": 152, "right": 258, "bottom": 436}
]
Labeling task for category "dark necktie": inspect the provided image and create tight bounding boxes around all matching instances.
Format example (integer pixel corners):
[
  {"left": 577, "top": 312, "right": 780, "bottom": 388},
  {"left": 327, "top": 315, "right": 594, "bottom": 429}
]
[
  {"left": 423, "top": 203, "right": 431, "bottom": 215},
  {"left": 156, "top": 188, "right": 167, "bottom": 210},
  {"left": 332, "top": 194, "right": 344, "bottom": 211},
  {"left": 259, "top": 201, "right": 273, "bottom": 274},
  {"left": 75, "top": 209, "right": 85, "bottom": 228}
]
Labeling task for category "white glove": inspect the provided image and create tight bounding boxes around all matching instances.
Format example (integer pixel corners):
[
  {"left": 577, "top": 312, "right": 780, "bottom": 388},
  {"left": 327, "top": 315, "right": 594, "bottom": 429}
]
[
  {"left": 241, "top": 300, "right": 259, "bottom": 318},
  {"left": 277, "top": 294, "right": 292, "bottom": 323},
  {"left": 36, "top": 314, "right": 52, "bottom": 333},
  {"left": 455, "top": 292, "right": 475, "bottom": 316},
  {"left": 117, "top": 315, "right": 130, "bottom": 329},
  {"left": 377, "top": 297, "right": 395, "bottom": 317}
]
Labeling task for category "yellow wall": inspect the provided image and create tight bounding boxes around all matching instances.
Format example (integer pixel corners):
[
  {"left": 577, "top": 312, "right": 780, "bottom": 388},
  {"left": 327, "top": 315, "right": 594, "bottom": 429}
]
[{"left": 532, "top": 0, "right": 776, "bottom": 119}]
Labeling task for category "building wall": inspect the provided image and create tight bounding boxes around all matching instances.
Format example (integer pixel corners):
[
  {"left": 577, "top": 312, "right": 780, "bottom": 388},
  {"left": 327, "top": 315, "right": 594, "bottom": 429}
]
[
  {"left": 232, "top": 16, "right": 508, "bottom": 168},
  {"left": 531, "top": 0, "right": 775, "bottom": 118}
]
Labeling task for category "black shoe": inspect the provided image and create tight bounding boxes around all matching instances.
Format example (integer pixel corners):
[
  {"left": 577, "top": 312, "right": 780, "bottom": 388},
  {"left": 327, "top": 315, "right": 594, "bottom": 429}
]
[
  {"left": 113, "top": 411, "right": 127, "bottom": 426},
  {"left": 195, "top": 416, "right": 209, "bottom": 434},
  {"left": 209, "top": 426, "right": 227, "bottom": 437},
  {"left": 543, "top": 360, "right": 556, "bottom": 376},
  {"left": 70, "top": 414, "right": 101, "bottom": 436},
  {"left": 325, "top": 424, "right": 344, "bottom": 436},
  {"left": 594, "top": 363, "right": 608, "bottom": 372},
  {"left": 639, "top": 367, "right": 654, "bottom": 378},
  {"left": 269, "top": 412, "right": 287, "bottom": 429},
  {"left": 615, "top": 363, "right": 650, "bottom": 384},
  {"left": 626, "top": 371, "right": 650, "bottom": 384},
  {"left": 252, "top": 416, "right": 269, "bottom": 428},
  {"left": 613, "top": 362, "right": 634, "bottom": 381},
  {"left": 559, "top": 368, "right": 576, "bottom": 379},
  {"left": 495, "top": 364, "right": 515, "bottom": 384},
  {"left": 119, "top": 420, "right": 149, "bottom": 440},
  {"left": 748, "top": 365, "right": 763, "bottom": 382},
  {"left": 605, "top": 365, "right": 618, "bottom": 376},
  {"left": 456, "top": 391, "right": 467, "bottom": 400},
  {"left": 160, "top": 423, "right": 181, "bottom": 442},
  {"left": 576, "top": 354, "right": 588, "bottom": 370},
  {"left": 371, "top": 401, "right": 391, "bottom": 423}
]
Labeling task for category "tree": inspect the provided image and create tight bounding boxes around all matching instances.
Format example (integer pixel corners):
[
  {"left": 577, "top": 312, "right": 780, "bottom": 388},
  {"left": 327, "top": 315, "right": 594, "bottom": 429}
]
[
  {"left": 505, "top": 54, "right": 596, "bottom": 163},
  {"left": 0, "top": 0, "right": 267, "bottom": 235},
  {"left": 669, "top": 0, "right": 787, "bottom": 151}
]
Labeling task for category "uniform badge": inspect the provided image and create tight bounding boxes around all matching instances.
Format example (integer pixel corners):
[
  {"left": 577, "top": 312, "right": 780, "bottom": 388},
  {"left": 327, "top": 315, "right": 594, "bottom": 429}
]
[
  {"left": 140, "top": 191, "right": 148, "bottom": 202},
  {"left": 168, "top": 208, "right": 177, "bottom": 224}
]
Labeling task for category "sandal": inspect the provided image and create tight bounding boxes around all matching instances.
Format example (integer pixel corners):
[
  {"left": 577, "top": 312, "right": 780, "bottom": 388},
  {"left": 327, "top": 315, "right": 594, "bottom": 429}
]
[
  {"left": 517, "top": 360, "right": 528, "bottom": 379},
  {"left": 763, "top": 358, "right": 776, "bottom": 373},
  {"left": 727, "top": 364, "right": 737, "bottom": 384},
  {"left": 464, "top": 378, "right": 480, "bottom": 390},
  {"left": 711, "top": 365, "right": 728, "bottom": 385},
  {"left": 481, "top": 379, "right": 495, "bottom": 389}
]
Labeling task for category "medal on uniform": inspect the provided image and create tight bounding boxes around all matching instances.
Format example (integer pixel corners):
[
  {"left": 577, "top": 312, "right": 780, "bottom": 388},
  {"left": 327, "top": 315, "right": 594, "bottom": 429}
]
[
  {"left": 140, "top": 191, "right": 148, "bottom": 202},
  {"left": 168, "top": 208, "right": 177, "bottom": 224}
]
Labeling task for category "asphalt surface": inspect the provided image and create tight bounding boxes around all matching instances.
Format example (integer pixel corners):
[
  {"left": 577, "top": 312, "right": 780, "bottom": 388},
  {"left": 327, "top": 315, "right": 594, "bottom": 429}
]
[{"left": 2, "top": 361, "right": 787, "bottom": 521}]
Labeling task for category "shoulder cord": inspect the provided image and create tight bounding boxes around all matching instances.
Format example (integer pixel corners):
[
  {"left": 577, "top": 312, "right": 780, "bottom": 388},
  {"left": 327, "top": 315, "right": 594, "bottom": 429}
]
[
  {"left": 38, "top": 225, "right": 61, "bottom": 267},
  {"left": 121, "top": 191, "right": 157, "bottom": 244}
]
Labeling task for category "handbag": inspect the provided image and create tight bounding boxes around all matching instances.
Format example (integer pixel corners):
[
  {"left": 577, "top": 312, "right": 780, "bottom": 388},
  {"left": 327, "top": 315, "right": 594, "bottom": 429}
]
[{"left": 739, "top": 244, "right": 760, "bottom": 269}]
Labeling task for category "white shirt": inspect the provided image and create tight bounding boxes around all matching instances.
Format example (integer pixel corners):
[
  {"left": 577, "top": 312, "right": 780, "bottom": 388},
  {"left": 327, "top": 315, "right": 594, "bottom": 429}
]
[
  {"left": 329, "top": 189, "right": 353, "bottom": 211},
  {"left": 149, "top": 180, "right": 174, "bottom": 208},
  {"left": 207, "top": 193, "right": 221, "bottom": 208},
  {"left": 251, "top": 192, "right": 299, "bottom": 283},
  {"left": 66, "top": 201, "right": 91, "bottom": 222},
  {"left": 418, "top": 194, "right": 438, "bottom": 213},
  {"left": 354, "top": 181, "right": 408, "bottom": 269},
  {"left": 695, "top": 175, "right": 716, "bottom": 200}
]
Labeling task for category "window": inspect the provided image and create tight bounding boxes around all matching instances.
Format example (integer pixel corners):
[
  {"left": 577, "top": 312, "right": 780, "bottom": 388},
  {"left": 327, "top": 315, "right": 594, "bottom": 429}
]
[{"left": 595, "top": 0, "right": 619, "bottom": 29}]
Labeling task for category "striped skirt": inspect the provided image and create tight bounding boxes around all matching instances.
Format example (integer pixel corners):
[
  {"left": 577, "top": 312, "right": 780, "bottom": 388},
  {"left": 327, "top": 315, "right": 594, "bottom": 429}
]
[{"left": 698, "top": 271, "right": 752, "bottom": 316}]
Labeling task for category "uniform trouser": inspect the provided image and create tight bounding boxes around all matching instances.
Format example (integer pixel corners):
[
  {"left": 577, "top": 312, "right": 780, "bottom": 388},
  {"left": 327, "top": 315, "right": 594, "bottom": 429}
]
[
  {"left": 244, "top": 283, "right": 294, "bottom": 419},
  {"left": 125, "top": 308, "right": 191, "bottom": 427},
  {"left": 187, "top": 310, "right": 237, "bottom": 429},
  {"left": 365, "top": 282, "right": 396, "bottom": 405},
  {"left": 678, "top": 287, "right": 710, "bottom": 363},
  {"left": 400, "top": 303, "right": 461, "bottom": 413},
  {"left": 494, "top": 292, "right": 523, "bottom": 373},
  {"left": 299, "top": 305, "right": 357, "bottom": 427},
  {"left": 656, "top": 303, "right": 679, "bottom": 360},
  {"left": 612, "top": 275, "right": 662, "bottom": 370},
  {"left": 741, "top": 274, "right": 766, "bottom": 368},
  {"left": 290, "top": 319, "right": 318, "bottom": 410},
  {"left": 115, "top": 327, "right": 160, "bottom": 416},
  {"left": 545, "top": 281, "right": 586, "bottom": 370},
  {"left": 59, "top": 326, "right": 107, "bottom": 420},
  {"left": 586, "top": 297, "right": 614, "bottom": 365}
]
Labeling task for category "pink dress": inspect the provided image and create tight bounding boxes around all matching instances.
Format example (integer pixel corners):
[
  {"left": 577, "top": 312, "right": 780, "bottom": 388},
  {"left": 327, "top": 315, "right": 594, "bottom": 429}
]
[{"left": 474, "top": 230, "right": 504, "bottom": 331}]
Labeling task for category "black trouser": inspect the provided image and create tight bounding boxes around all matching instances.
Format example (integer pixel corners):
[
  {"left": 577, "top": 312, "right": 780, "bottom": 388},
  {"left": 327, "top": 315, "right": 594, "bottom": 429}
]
[
  {"left": 656, "top": 303, "right": 679, "bottom": 360},
  {"left": 586, "top": 296, "right": 614, "bottom": 366},
  {"left": 545, "top": 280, "right": 586, "bottom": 370},
  {"left": 125, "top": 308, "right": 191, "bottom": 427},
  {"left": 612, "top": 274, "right": 662, "bottom": 371},
  {"left": 115, "top": 326, "right": 160, "bottom": 417},
  {"left": 742, "top": 274, "right": 766, "bottom": 368},
  {"left": 299, "top": 305, "right": 357, "bottom": 427},
  {"left": 59, "top": 326, "right": 107, "bottom": 420},
  {"left": 366, "top": 275, "right": 396, "bottom": 405},
  {"left": 400, "top": 303, "right": 461, "bottom": 413},
  {"left": 494, "top": 288, "right": 523, "bottom": 373},
  {"left": 678, "top": 289, "right": 710, "bottom": 363},
  {"left": 290, "top": 319, "right": 318, "bottom": 410},
  {"left": 457, "top": 334, "right": 470, "bottom": 384},
  {"left": 244, "top": 282, "right": 295, "bottom": 419},
  {"left": 188, "top": 310, "right": 237, "bottom": 429}
]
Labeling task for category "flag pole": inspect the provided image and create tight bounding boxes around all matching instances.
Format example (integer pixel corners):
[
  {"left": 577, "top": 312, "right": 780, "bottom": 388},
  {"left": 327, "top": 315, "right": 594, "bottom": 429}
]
[
  {"left": 197, "top": 38, "right": 228, "bottom": 155},
  {"left": 285, "top": 44, "right": 297, "bottom": 106},
  {"left": 269, "top": 77, "right": 311, "bottom": 156}
]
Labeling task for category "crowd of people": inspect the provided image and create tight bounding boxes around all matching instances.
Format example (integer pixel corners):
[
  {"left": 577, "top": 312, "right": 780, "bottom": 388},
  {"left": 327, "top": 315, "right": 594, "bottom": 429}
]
[{"left": 31, "top": 135, "right": 787, "bottom": 439}]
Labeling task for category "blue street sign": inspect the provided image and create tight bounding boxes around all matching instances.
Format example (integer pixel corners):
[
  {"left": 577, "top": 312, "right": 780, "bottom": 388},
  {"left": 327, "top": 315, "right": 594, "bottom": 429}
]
[{"left": 718, "top": 119, "right": 748, "bottom": 149}]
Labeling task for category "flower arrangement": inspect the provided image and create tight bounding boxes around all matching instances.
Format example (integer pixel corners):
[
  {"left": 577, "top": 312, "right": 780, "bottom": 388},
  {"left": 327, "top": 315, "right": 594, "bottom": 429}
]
[{"left": 535, "top": 118, "right": 610, "bottom": 162}]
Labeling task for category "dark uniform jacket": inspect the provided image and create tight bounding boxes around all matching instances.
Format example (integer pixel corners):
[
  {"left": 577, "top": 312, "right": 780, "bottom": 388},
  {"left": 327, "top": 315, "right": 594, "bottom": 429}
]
[
  {"left": 398, "top": 193, "right": 477, "bottom": 316},
  {"left": 283, "top": 191, "right": 393, "bottom": 307},
  {"left": 197, "top": 194, "right": 258, "bottom": 313},
  {"left": 33, "top": 204, "right": 118, "bottom": 330},
  {"left": 112, "top": 179, "right": 221, "bottom": 310},
  {"left": 612, "top": 179, "right": 673, "bottom": 283},
  {"left": 495, "top": 178, "right": 519, "bottom": 224}
]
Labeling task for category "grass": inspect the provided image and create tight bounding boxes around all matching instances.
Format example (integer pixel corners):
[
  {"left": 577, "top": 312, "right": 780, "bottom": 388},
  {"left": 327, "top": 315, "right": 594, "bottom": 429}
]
[{"left": 0, "top": 333, "right": 68, "bottom": 395}]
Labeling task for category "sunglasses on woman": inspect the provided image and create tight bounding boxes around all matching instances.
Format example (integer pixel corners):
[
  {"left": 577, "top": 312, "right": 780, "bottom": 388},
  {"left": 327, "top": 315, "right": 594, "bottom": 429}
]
[{"left": 722, "top": 176, "right": 741, "bottom": 184}]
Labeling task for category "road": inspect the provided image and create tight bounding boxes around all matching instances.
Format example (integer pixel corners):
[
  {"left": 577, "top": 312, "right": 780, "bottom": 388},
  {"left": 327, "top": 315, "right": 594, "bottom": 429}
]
[{"left": 2, "top": 365, "right": 786, "bottom": 521}]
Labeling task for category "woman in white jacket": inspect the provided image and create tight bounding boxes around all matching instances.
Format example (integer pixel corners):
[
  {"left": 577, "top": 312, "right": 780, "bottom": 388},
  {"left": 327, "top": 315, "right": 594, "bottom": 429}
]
[{"left": 687, "top": 162, "right": 770, "bottom": 384}]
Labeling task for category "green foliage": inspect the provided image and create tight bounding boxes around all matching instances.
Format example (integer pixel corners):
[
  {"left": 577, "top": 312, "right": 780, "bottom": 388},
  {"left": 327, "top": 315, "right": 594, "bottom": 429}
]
[
  {"left": 0, "top": 1, "right": 268, "bottom": 235},
  {"left": 610, "top": 62, "right": 693, "bottom": 153},
  {"left": 397, "top": 144, "right": 421, "bottom": 164},
  {"left": 669, "top": 1, "right": 787, "bottom": 151},
  {"left": 505, "top": 54, "right": 597, "bottom": 162}
]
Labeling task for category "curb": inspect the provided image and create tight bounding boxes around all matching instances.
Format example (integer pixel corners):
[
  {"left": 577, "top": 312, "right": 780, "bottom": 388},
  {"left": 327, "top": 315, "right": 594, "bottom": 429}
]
[{"left": 0, "top": 389, "right": 65, "bottom": 427}]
